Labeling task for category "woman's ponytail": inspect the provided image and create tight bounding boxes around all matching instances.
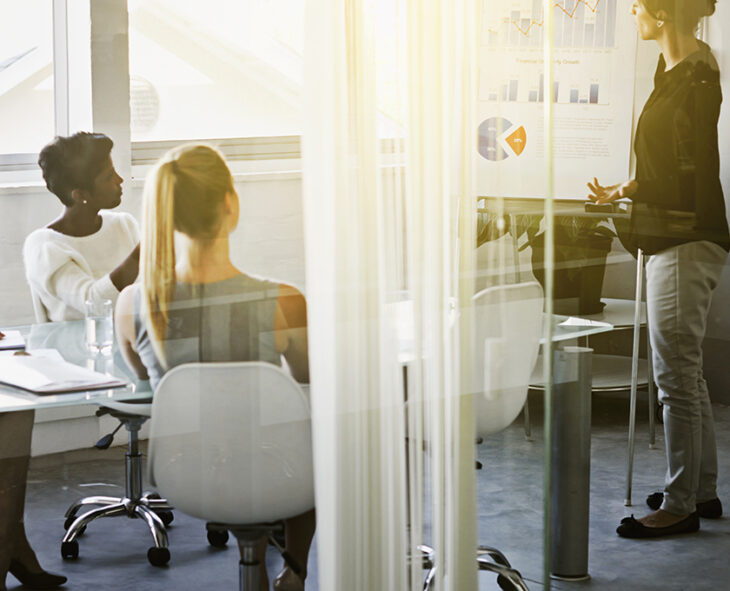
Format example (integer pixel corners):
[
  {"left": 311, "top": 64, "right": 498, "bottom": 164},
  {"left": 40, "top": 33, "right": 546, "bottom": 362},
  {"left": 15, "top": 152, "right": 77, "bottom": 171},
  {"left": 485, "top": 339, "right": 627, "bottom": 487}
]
[
  {"left": 140, "top": 144, "right": 234, "bottom": 368},
  {"left": 141, "top": 160, "right": 177, "bottom": 368}
]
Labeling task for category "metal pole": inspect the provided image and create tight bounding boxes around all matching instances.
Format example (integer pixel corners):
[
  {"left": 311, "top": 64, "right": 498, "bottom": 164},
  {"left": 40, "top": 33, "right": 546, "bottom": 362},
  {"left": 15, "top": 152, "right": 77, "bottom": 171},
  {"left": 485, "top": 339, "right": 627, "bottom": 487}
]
[
  {"left": 240, "top": 545, "right": 260, "bottom": 591},
  {"left": 625, "top": 249, "right": 644, "bottom": 506},
  {"left": 550, "top": 345, "right": 592, "bottom": 581}
]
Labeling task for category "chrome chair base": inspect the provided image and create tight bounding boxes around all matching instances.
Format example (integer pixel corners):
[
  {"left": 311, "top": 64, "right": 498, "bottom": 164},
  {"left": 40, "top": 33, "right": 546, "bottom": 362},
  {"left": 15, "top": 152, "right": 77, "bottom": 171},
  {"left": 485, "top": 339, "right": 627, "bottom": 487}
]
[
  {"left": 207, "top": 522, "right": 297, "bottom": 591},
  {"left": 416, "top": 543, "right": 529, "bottom": 591},
  {"left": 477, "top": 545, "right": 529, "bottom": 591},
  {"left": 60, "top": 413, "right": 174, "bottom": 566}
]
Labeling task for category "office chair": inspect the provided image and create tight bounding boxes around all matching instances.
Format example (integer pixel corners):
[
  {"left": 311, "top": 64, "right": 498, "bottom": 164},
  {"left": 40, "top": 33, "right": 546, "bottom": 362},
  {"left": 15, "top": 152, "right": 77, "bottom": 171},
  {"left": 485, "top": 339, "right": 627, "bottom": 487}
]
[
  {"left": 61, "top": 400, "right": 175, "bottom": 566},
  {"left": 471, "top": 281, "right": 543, "bottom": 591},
  {"left": 147, "top": 361, "right": 314, "bottom": 590},
  {"left": 22, "top": 284, "right": 175, "bottom": 565},
  {"left": 412, "top": 283, "right": 541, "bottom": 590}
]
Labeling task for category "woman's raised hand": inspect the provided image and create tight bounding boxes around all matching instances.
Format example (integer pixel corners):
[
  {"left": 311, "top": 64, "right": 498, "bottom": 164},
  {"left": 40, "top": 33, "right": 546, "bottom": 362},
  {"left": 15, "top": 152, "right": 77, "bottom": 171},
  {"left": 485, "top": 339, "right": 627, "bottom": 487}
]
[{"left": 587, "top": 177, "right": 638, "bottom": 204}]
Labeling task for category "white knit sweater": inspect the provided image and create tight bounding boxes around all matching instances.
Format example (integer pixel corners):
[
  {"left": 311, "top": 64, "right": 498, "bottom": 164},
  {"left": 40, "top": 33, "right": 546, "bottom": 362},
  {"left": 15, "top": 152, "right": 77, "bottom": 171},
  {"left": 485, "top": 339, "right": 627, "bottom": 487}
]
[{"left": 23, "top": 211, "right": 140, "bottom": 322}]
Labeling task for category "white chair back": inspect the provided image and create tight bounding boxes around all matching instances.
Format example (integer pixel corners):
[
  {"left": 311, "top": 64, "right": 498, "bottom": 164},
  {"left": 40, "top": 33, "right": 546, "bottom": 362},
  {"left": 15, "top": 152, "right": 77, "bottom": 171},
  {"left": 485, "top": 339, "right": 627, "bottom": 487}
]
[
  {"left": 148, "top": 362, "right": 314, "bottom": 524},
  {"left": 472, "top": 281, "right": 543, "bottom": 437}
]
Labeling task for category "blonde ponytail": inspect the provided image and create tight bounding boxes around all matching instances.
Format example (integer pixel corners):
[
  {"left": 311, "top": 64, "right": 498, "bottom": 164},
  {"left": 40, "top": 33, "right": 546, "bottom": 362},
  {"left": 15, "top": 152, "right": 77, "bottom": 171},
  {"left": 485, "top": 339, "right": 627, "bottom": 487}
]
[
  {"left": 141, "top": 160, "right": 177, "bottom": 368},
  {"left": 140, "top": 144, "right": 234, "bottom": 368}
]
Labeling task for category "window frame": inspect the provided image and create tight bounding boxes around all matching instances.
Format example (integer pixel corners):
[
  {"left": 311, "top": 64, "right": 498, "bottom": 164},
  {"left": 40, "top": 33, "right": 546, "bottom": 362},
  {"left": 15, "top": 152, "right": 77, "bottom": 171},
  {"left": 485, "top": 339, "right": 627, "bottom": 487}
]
[{"left": 1, "top": 0, "right": 303, "bottom": 183}]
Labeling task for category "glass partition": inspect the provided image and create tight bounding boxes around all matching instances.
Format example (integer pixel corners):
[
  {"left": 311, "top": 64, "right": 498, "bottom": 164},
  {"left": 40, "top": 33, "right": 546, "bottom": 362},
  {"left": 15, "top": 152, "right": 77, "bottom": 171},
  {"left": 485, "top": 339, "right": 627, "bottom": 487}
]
[{"left": 1, "top": 1, "right": 730, "bottom": 590}]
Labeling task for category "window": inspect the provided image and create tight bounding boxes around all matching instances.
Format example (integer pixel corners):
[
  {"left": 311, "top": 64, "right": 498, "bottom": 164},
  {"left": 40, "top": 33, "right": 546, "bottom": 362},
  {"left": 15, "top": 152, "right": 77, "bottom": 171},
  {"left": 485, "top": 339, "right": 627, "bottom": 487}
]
[
  {"left": 0, "top": 0, "right": 54, "bottom": 155},
  {"left": 128, "top": 0, "right": 305, "bottom": 142}
]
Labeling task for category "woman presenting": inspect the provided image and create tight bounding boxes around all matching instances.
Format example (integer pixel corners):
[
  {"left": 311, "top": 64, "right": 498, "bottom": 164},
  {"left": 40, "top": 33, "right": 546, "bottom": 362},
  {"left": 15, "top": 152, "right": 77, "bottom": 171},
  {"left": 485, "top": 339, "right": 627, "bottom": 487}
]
[{"left": 588, "top": 0, "right": 729, "bottom": 538}]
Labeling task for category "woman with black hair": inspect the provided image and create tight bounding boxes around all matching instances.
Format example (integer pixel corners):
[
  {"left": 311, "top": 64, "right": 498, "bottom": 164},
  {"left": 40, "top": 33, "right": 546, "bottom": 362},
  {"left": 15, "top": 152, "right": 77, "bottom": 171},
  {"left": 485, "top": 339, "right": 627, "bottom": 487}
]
[
  {"left": 24, "top": 132, "right": 140, "bottom": 321},
  {"left": 2, "top": 133, "right": 142, "bottom": 590},
  {"left": 588, "top": 0, "right": 729, "bottom": 537}
]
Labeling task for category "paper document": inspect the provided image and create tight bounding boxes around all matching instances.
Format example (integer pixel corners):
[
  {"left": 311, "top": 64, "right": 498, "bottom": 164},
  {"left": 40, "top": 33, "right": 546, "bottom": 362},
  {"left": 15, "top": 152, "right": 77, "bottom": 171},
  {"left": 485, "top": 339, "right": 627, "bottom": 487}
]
[
  {"left": 0, "top": 355, "right": 127, "bottom": 394},
  {"left": 0, "top": 330, "right": 25, "bottom": 350},
  {"left": 559, "top": 317, "right": 598, "bottom": 326}
]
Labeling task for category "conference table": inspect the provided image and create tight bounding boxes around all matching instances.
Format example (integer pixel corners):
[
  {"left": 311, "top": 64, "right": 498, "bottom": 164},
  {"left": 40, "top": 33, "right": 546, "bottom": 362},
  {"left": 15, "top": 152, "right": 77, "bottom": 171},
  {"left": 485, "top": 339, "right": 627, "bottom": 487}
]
[
  {"left": 1, "top": 312, "right": 612, "bottom": 581},
  {"left": 0, "top": 320, "right": 152, "bottom": 412}
]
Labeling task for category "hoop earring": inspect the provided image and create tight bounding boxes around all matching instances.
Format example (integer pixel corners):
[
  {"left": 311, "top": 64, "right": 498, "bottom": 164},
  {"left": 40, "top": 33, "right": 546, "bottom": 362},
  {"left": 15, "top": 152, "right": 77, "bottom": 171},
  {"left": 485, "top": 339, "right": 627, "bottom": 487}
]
[{"left": 657, "top": 19, "right": 664, "bottom": 27}]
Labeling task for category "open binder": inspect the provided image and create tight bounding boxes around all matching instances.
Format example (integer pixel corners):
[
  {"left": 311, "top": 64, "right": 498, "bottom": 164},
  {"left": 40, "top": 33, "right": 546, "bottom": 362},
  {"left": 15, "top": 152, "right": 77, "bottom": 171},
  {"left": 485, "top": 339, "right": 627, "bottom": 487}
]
[{"left": 0, "top": 354, "right": 127, "bottom": 394}]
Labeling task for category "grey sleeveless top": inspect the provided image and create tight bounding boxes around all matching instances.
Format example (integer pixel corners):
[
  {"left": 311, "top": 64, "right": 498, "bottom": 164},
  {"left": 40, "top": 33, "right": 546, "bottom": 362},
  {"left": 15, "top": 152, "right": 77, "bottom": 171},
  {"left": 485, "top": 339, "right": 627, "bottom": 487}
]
[{"left": 133, "top": 274, "right": 281, "bottom": 390}]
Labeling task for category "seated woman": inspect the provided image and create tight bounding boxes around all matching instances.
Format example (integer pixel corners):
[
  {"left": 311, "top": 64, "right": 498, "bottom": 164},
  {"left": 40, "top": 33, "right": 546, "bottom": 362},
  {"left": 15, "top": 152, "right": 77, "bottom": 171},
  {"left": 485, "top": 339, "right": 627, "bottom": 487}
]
[
  {"left": 24, "top": 132, "right": 140, "bottom": 322},
  {"left": 115, "top": 144, "right": 313, "bottom": 591},
  {"left": 2, "top": 133, "right": 142, "bottom": 591}
]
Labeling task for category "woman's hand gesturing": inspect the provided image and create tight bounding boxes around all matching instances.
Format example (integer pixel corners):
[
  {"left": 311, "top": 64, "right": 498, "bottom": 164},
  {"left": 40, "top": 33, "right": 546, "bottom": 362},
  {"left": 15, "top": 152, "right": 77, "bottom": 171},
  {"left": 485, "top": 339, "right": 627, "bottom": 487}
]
[{"left": 587, "top": 178, "right": 638, "bottom": 204}]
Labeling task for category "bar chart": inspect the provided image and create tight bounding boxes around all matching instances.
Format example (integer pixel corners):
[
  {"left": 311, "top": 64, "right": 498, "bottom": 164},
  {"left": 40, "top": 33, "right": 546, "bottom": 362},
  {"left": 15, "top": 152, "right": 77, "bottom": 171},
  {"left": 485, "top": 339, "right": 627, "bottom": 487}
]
[
  {"left": 480, "top": 68, "right": 607, "bottom": 105},
  {"left": 483, "top": 0, "right": 617, "bottom": 49}
]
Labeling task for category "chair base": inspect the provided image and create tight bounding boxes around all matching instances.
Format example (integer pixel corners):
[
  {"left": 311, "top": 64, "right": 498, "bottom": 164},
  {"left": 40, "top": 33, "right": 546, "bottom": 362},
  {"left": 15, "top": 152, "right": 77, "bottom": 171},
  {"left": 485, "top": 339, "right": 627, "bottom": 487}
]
[
  {"left": 62, "top": 493, "right": 174, "bottom": 566},
  {"left": 415, "top": 544, "right": 529, "bottom": 591},
  {"left": 60, "top": 412, "right": 174, "bottom": 566},
  {"left": 207, "top": 522, "right": 292, "bottom": 591},
  {"left": 477, "top": 545, "right": 529, "bottom": 591},
  {"left": 405, "top": 544, "right": 436, "bottom": 590}
]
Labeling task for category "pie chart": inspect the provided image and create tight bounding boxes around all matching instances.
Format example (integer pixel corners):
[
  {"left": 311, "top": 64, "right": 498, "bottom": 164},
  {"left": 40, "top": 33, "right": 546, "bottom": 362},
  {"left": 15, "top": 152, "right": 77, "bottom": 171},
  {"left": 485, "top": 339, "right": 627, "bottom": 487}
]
[{"left": 478, "top": 117, "right": 527, "bottom": 161}]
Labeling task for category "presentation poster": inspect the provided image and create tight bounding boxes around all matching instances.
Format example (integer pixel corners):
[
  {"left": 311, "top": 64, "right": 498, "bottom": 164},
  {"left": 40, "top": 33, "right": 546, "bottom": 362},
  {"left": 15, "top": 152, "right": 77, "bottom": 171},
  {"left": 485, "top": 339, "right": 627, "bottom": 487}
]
[{"left": 477, "top": 0, "right": 637, "bottom": 199}]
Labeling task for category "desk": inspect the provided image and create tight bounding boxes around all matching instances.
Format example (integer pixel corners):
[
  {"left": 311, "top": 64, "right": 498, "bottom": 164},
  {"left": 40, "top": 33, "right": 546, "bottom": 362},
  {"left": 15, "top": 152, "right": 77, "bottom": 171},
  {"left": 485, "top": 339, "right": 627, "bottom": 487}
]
[{"left": 0, "top": 320, "right": 151, "bottom": 413}]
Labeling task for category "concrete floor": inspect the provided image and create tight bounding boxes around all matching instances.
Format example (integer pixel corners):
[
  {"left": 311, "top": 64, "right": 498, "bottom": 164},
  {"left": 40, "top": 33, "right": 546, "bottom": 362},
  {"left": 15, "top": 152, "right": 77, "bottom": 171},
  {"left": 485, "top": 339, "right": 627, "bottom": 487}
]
[{"left": 13, "top": 392, "right": 730, "bottom": 590}]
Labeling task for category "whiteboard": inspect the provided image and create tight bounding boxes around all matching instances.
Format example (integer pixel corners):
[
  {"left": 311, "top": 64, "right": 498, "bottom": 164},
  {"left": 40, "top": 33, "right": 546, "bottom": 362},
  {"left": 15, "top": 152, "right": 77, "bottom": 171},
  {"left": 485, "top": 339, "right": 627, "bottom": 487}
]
[{"left": 476, "top": 0, "right": 638, "bottom": 199}]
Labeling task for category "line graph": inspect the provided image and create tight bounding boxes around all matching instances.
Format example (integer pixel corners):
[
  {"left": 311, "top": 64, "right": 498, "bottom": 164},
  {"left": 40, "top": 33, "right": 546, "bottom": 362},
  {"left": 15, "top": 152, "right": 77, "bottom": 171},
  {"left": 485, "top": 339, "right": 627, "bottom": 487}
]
[{"left": 483, "top": 0, "right": 617, "bottom": 49}]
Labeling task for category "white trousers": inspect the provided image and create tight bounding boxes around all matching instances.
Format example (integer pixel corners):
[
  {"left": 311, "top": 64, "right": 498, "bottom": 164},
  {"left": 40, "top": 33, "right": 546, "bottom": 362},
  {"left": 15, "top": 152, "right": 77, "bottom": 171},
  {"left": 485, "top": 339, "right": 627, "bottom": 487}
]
[{"left": 646, "top": 240, "right": 728, "bottom": 515}]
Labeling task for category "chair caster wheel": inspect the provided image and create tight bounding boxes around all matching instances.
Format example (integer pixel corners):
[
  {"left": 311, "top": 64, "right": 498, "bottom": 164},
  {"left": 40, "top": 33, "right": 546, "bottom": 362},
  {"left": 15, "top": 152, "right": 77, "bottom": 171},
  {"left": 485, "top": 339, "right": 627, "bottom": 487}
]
[
  {"left": 156, "top": 510, "right": 174, "bottom": 527},
  {"left": 497, "top": 572, "right": 522, "bottom": 591},
  {"left": 207, "top": 529, "right": 229, "bottom": 548},
  {"left": 61, "top": 540, "right": 79, "bottom": 560},
  {"left": 147, "top": 547, "right": 170, "bottom": 566},
  {"left": 63, "top": 516, "right": 86, "bottom": 536}
]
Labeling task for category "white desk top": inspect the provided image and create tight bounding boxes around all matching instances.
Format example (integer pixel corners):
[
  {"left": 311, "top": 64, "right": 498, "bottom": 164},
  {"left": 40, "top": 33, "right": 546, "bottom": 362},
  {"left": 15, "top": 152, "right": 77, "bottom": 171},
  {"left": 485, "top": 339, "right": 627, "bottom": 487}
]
[
  {"left": 582, "top": 298, "right": 646, "bottom": 329},
  {"left": 393, "top": 299, "right": 612, "bottom": 363},
  {"left": 0, "top": 321, "right": 152, "bottom": 413},
  {"left": 3, "top": 307, "right": 614, "bottom": 411}
]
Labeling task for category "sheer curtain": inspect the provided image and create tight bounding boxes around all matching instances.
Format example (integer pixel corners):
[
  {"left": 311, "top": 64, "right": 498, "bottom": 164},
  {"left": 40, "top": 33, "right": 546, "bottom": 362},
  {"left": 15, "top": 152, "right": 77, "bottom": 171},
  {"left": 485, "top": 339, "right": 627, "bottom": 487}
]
[{"left": 302, "top": 1, "right": 478, "bottom": 589}]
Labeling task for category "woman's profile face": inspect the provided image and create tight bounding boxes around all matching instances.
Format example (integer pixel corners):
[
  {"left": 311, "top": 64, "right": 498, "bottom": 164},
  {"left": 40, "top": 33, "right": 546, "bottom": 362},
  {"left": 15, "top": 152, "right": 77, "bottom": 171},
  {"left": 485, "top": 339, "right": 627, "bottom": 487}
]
[
  {"left": 631, "top": 0, "right": 660, "bottom": 40},
  {"left": 88, "top": 156, "right": 123, "bottom": 210}
]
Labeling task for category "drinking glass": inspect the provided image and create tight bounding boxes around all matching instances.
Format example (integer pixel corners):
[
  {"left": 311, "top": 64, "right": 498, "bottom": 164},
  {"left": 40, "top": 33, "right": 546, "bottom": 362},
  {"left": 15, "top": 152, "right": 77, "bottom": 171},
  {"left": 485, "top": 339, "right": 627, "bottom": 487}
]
[{"left": 85, "top": 298, "right": 114, "bottom": 355}]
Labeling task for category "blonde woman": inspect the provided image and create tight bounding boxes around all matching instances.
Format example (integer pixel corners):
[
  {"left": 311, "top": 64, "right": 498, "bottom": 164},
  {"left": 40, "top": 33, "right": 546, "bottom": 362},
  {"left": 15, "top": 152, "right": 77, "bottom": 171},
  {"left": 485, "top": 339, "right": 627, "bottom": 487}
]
[{"left": 115, "top": 144, "right": 313, "bottom": 590}]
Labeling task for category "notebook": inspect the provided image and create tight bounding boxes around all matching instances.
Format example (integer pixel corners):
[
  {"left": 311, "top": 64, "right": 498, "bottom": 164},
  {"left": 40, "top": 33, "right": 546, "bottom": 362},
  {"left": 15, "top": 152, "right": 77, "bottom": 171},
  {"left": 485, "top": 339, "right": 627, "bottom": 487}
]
[
  {"left": 0, "top": 353, "right": 127, "bottom": 394},
  {"left": 0, "top": 330, "right": 25, "bottom": 351}
]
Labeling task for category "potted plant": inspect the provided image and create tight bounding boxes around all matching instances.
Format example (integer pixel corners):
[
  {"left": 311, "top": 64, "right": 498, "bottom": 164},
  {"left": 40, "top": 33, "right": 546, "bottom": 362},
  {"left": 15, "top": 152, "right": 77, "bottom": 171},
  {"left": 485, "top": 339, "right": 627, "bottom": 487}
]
[
  {"left": 477, "top": 211, "right": 617, "bottom": 315},
  {"left": 522, "top": 215, "right": 616, "bottom": 315}
]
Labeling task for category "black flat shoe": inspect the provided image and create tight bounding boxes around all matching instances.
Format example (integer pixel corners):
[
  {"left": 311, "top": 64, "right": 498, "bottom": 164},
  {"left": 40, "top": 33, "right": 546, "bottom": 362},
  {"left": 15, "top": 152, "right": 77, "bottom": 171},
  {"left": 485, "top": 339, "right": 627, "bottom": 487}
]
[
  {"left": 616, "top": 512, "right": 699, "bottom": 538},
  {"left": 8, "top": 560, "right": 67, "bottom": 589},
  {"left": 647, "top": 492, "right": 723, "bottom": 518}
]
